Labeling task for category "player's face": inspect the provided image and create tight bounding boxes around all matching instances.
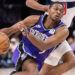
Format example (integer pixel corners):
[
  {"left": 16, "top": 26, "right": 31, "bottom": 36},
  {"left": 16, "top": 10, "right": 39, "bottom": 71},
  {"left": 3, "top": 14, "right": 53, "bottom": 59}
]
[{"left": 48, "top": 4, "right": 65, "bottom": 21}]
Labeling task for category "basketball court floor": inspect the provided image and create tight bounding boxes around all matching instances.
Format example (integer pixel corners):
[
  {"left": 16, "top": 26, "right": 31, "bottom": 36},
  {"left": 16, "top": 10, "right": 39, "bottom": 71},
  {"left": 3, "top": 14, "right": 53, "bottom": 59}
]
[{"left": 0, "top": 67, "right": 75, "bottom": 75}]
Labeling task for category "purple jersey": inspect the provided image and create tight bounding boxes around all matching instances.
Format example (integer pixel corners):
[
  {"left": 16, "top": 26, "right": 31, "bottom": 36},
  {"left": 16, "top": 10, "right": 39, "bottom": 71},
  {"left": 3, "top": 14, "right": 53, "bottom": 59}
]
[{"left": 13, "top": 14, "right": 65, "bottom": 71}]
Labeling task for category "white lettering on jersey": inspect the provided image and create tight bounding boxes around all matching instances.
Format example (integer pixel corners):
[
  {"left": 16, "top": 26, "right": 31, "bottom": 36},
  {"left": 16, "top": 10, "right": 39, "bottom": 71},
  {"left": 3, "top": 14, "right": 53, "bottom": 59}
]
[
  {"left": 49, "top": 29, "right": 55, "bottom": 34},
  {"left": 35, "top": 24, "right": 41, "bottom": 28},
  {"left": 39, "top": 50, "right": 46, "bottom": 54},
  {"left": 30, "top": 28, "right": 48, "bottom": 41}
]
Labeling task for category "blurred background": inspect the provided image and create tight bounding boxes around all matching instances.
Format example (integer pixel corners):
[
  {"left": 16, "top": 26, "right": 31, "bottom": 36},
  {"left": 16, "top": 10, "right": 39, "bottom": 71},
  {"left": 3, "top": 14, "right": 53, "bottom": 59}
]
[{"left": 0, "top": 0, "right": 75, "bottom": 75}]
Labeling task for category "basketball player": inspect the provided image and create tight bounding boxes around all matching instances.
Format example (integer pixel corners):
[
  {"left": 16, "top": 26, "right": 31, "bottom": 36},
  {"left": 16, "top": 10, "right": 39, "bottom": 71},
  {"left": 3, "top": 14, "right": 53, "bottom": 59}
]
[{"left": 0, "top": 3, "right": 75, "bottom": 75}]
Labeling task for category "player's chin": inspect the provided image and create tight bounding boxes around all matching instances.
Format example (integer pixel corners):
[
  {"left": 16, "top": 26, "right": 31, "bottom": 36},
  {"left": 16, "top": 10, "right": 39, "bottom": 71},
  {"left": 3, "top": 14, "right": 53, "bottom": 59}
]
[{"left": 53, "top": 18, "right": 60, "bottom": 21}]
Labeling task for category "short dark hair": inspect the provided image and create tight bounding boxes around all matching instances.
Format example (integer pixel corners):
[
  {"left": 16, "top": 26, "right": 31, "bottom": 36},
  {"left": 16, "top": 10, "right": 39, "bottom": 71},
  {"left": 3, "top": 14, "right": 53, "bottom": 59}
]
[{"left": 49, "top": 2, "right": 65, "bottom": 9}]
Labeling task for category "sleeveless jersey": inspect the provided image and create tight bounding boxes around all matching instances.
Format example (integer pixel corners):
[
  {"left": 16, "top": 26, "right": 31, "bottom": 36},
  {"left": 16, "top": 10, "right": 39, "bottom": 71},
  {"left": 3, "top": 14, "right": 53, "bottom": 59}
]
[{"left": 13, "top": 13, "right": 65, "bottom": 71}]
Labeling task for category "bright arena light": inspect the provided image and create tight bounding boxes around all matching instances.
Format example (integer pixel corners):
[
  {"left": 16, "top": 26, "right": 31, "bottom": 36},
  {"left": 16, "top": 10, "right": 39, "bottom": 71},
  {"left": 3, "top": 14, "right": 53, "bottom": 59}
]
[{"left": 51, "top": 0, "right": 75, "bottom": 2}]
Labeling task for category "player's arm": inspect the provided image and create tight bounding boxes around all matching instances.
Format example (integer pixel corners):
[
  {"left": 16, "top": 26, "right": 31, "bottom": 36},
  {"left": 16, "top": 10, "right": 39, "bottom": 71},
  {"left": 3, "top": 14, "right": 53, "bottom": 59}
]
[
  {"left": 0, "top": 22, "right": 20, "bottom": 37},
  {"left": 40, "top": 51, "right": 75, "bottom": 75},
  {"left": 26, "top": 0, "right": 49, "bottom": 11},
  {"left": 24, "top": 25, "right": 69, "bottom": 51},
  {"left": 55, "top": 51, "right": 75, "bottom": 75},
  {"left": 43, "top": 26, "right": 69, "bottom": 50},
  {"left": 0, "top": 15, "right": 40, "bottom": 37},
  {"left": 46, "top": 51, "right": 75, "bottom": 75}
]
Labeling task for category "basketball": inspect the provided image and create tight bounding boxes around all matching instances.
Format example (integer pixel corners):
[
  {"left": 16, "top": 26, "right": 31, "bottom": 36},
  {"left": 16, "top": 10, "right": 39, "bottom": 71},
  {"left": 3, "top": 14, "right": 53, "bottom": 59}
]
[{"left": 0, "top": 32, "right": 10, "bottom": 54}]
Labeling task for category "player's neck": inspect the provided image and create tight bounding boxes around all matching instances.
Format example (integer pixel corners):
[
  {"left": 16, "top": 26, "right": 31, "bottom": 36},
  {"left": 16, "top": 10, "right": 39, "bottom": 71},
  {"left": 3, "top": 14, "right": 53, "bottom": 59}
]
[{"left": 44, "top": 16, "right": 60, "bottom": 29}]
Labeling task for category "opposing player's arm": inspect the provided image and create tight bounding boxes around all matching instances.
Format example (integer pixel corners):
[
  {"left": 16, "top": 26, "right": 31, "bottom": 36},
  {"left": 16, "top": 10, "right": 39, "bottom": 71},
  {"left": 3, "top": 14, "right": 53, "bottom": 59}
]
[
  {"left": 41, "top": 51, "right": 75, "bottom": 75},
  {"left": 26, "top": 0, "right": 49, "bottom": 11},
  {"left": 0, "top": 15, "right": 40, "bottom": 37},
  {"left": 54, "top": 51, "right": 75, "bottom": 75},
  {"left": 27, "top": 26, "right": 69, "bottom": 51}
]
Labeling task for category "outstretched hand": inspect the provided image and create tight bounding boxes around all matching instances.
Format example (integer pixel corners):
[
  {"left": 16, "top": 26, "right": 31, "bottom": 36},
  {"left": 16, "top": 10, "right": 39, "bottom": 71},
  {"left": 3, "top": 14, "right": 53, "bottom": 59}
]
[
  {"left": 18, "top": 22, "right": 29, "bottom": 36},
  {"left": 45, "top": 5, "right": 50, "bottom": 12}
]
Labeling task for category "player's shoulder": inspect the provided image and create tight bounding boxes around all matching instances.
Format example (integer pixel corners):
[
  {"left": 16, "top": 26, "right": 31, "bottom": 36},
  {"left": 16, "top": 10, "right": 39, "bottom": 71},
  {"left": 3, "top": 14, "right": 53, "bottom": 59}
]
[
  {"left": 56, "top": 21, "right": 69, "bottom": 33},
  {"left": 58, "top": 21, "right": 68, "bottom": 29},
  {"left": 24, "top": 15, "right": 41, "bottom": 21},
  {"left": 23, "top": 15, "right": 41, "bottom": 27}
]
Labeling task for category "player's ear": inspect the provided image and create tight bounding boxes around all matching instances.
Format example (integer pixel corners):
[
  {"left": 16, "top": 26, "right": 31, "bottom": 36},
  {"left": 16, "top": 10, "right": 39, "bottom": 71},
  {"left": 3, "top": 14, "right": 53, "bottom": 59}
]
[
  {"left": 47, "top": 7, "right": 51, "bottom": 14},
  {"left": 47, "top": 5, "right": 50, "bottom": 12}
]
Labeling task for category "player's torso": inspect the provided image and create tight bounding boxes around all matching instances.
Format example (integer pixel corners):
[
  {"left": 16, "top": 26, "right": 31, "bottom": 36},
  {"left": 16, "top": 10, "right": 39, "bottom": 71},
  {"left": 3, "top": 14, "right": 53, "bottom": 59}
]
[{"left": 22, "top": 14, "right": 64, "bottom": 61}]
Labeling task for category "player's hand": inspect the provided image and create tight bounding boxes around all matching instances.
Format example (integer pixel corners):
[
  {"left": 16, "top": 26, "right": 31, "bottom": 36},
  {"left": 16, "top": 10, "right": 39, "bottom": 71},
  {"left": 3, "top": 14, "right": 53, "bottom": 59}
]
[
  {"left": 44, "top": 5, "right": 50, "bottom": 12},
  {"left": 18, "top": 22, "right": 29, "bottom": 36},
  {"left": 23, "top": 25, "right": 29, "bottom": 36}
]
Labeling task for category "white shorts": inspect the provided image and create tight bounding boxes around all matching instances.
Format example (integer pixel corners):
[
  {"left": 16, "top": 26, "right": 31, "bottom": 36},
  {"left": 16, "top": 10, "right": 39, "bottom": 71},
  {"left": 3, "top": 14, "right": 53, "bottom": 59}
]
[{"left": 44, "top": 40, "right": 72, "bottom": 66}]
